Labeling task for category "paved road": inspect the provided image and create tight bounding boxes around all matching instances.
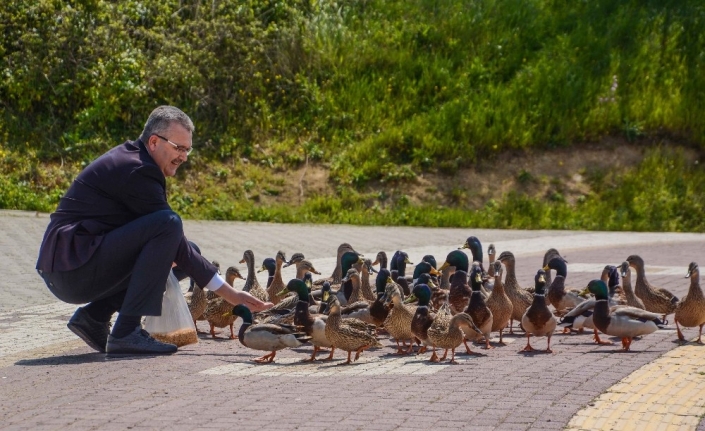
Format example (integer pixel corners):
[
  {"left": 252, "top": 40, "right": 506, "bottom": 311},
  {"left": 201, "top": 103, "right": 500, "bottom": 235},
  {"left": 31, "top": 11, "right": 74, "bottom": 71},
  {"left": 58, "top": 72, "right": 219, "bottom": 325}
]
[{"left": 1, "top": 209, "right": 704, "bottom": 430}]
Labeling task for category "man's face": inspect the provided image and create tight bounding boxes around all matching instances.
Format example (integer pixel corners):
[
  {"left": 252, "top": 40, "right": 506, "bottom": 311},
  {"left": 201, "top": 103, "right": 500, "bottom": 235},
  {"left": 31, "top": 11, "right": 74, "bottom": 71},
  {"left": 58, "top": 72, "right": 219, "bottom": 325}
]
[{"left": 146, "top": 123, "right": 192, "bottom": 177}]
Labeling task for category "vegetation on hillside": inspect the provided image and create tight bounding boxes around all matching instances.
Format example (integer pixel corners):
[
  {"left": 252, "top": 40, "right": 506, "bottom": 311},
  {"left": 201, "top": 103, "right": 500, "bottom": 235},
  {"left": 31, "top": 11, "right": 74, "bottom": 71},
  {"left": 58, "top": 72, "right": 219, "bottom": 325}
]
[{"left": 1, "top": 0, "right": 704, "bottom": 230}]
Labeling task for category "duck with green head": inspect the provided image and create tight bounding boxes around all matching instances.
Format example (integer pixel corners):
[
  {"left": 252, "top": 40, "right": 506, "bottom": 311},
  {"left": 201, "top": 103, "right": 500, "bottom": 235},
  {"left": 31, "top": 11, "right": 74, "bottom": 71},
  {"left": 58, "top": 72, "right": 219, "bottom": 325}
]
[
  {"left": 258, "top": 257, "right": 276, "bottom": 288},
  {"left": 544, "top": 256, "right": 585, "bottom": 314},
  {"left": 520, "top": 269, "right": 557, "bottom": 353},
  {"left": 286, "top": 278, "right": 333, "bottom": 362},
  {"left": 464, "top": 265, "right": 493, "bottom": 350},
  {"left": 227, "top": 304, "right": 311, "bottom": 363},
  {"left": 587, "top": 279, "right": 665, "bottom": 351},
  {"left": 413, "top": 260, "right": 440, "bottom": 286},
  {"left": 340, "top": 251, "right": 364, "bottom": 302},
  {"left": 405, "top": 283, "right": 435, "bottom": 354}
]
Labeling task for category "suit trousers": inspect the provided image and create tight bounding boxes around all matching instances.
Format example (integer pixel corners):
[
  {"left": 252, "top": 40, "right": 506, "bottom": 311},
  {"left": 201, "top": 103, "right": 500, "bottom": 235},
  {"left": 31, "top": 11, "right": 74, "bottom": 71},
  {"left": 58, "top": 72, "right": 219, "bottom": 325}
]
[{"left": 39, "top": 210, "right": 189, "bottom": 316}]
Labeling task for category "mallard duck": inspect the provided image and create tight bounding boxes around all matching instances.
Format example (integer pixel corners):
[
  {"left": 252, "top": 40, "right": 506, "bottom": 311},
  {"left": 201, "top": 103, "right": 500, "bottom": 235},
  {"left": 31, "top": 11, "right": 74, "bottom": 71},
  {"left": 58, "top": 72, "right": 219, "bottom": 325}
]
[
  {"left": 486, "top": 260, "right": 513, "bottom": 344},
  {"left": 185, "top": 281, "right": 208, "bottom": 333},
  {"left": 487, "top": 244, "right": 497, "bottom": 277},
  {"left": 239, "top": 250, "right": 269, "bottom": 302},
  {"left": 384, "top": 281, "right": 416, "bottom": 354},
  {"left": 285, "top": 278, "right": 333, "bottom": 361},
  {"left": 314, "top": 243, "right": 359, "bottom": 286},
  {"left": 439, "top": 264, "right": 453, "bottom": 290},
  {"left": 406, "top": 283, "right": 435, "bottom": 354},
  {"left": 391, "top": 250, "right": 414, "bottom": 285},
  {"left": 416, "top": 273, "right": 447, "bottom": 311},
  {"left": 448, "top": 270, "right": 472, "bottom": 315},
  {"left": 324, "top": 295, "right": 382, "bottom": 364},
  {"left": 227, "top": 304, "right": 311, "bottom": 363},
  {"left": 601, "top": 265, "right": 623, "bottom": 302},
  {"left": 265, "top": 251, "right": 289, "bottom": 305},
  {"left": 586, "top": 279, "right": 665, "bottom": 351},
  {"left": 412, "top": 261, "right": 440, "bottom": 286},
  {"left": 283, "top": 252, "right": 306, "bottom": 269},
  {"left": 427, "top": 303, "right": 482, "bottom": 364},
  {"left": 497, "top": 251, "right": 533, "bottom": 334},
  {"left": 369, "top": 269, "right": 393, "bottom": 327},
  {"left": 372, "top": 251, "right": 388, "bottom": 270},
  {"left": 343, "top": 268, "right": 368, "bottom": 304},
  {"left": 358, "top": 258, "right": 377, "bottom": 301},
  {"left": 460, "top": 236, "right": 496, "bottom": 292},
  {"left": 675, "top": 262, "right": 705, "bottom": 344},
  {"left": 421, "top": 255, "right": 440, "bottom": 284},
  {"left": 338, "top": 252, "right": 364, "bottom": 302},
  {"left": 627, "top": 255, "right": 679, "bottom": 320},
  {"left": 459, "top": 236, "right": 487, "bottom": 274},
  {"left": 202, "top": 267, "right": 246, "bottom": 339},
  {"left": 544, "top": 256, "right": 585, "bottom": 315},
  {"left": 395, "top": 274, "right": 411, "bottom": 297},
  {"left": 541, "top": 248, "right": 562, "bottom": 289},
  {"left": 294, "top": 259, "right": 322, "bottom": 281},
  {"left": 618, "top": 261, "right": 644, "bottom": 309},
  {"left": 463, "top": 265, "right": 493, "bottom": 350},
  {"left": 258, "top": 257, "right": 276, "bottom": 288},
  {"left": 557, "top": 293, "right": 619, "bottom": 345},
  {"left": 520, "top": 269, "right": 557, "bottom": 353}
]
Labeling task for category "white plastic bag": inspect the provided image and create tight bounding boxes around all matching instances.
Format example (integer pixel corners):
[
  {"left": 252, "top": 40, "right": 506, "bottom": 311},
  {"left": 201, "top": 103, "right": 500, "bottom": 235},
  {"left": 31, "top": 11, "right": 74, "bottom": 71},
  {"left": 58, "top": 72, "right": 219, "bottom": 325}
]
[{"left": 144, "top": 270, "right": 198, "bottom": 347}]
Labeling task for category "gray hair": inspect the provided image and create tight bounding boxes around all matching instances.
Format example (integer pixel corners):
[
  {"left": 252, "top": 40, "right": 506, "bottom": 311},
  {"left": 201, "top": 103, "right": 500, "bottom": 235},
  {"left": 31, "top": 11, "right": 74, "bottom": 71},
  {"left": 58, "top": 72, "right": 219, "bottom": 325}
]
[{"left": 139, "top": 106, "right": 195, "bottom": 142}]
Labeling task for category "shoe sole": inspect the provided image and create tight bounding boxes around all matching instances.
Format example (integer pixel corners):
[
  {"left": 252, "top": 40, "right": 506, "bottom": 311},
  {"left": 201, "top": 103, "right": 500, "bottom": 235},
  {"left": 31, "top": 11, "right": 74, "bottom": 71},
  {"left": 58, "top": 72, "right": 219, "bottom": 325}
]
[{"left": 67, "top": 323, "right": 106, "bottom": 353}]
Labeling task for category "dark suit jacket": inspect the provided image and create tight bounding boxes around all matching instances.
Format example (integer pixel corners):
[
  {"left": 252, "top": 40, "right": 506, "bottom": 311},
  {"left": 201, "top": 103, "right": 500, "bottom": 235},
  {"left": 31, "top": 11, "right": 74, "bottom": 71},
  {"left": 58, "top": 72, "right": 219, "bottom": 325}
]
[{"left": 36, "top": 139, "right": 216, "bottom": 285}]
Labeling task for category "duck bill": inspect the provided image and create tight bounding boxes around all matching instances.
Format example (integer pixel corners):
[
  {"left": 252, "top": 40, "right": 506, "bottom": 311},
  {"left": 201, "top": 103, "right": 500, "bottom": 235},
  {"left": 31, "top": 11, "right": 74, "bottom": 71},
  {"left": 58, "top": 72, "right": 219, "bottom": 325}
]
[
  {"left": 257, "top": 265, "right": 266, "bottom": 273},
  {"left": 459, "top": 241, "right": 470, "bottom": 250},
  {"left": 403, "top": 294, "right": 418, "bottom": 304},
  {"left": 322, "top": 291, "right": 330, "bottom": 302},
  {"left": 438, "top": 262, "right": 450, "bottom": 271},
  {"left": 429, "top": 267, "right": 440, "bottom": 276},
  {"left": 276, "top": 287, "right": 288, "bottom": 297},
  {"left": 542, "top": 264, "right": 549, "bottom": 271}
]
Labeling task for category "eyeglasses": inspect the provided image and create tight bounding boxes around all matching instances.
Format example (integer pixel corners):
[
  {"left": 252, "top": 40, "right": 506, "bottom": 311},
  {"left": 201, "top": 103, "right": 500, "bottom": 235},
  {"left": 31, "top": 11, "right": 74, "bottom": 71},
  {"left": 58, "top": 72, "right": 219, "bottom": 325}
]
[{"left": 155, "top": 134, "right": 193, "bottom": 156}]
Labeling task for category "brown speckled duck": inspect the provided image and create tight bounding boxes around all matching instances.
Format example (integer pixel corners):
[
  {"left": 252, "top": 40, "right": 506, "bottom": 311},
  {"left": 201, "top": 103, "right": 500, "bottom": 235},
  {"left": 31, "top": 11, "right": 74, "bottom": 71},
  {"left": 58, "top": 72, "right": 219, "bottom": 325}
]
[
  {"left": 675, "top": 262, "right": 705, "bottom": 344},
  {"left": 520, "top": 269, "right": 557, "bottom": 353},
  {"left": 202, "top": 266, "right": 246, "bottom": 339},
  {"left": 486, "top": 260, "right": 513, "bottom": 344},
  {"left": 498, "top": 251, "right": 533, "bottom": 334},
  {"left": 384, "top": 281, "right": 416, "bottom": 354},
  {"left": 266, "top": 251, "right": 289, "bottom": 305},
  {"left": 240, "top": 250, "right": 269, "bottom": 302},
  {"left": 618, "top": 262, "right": 644, "bottom": 309},
  {"left": 324, "top": 295, "right": 382, "bottom": 364},
  {"left": 627, "top": 255, "right": 679, "bottom": 320},
  {"left": 427, "top": 303, "right": 482, "bottom": 364}
]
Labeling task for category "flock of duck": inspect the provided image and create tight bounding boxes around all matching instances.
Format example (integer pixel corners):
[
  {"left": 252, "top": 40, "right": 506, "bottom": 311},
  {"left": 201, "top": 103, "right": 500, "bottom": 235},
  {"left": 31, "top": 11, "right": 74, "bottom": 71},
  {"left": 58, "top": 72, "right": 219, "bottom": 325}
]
[{"left": 184, "top": 237, "right": 705, "bottom": 365}]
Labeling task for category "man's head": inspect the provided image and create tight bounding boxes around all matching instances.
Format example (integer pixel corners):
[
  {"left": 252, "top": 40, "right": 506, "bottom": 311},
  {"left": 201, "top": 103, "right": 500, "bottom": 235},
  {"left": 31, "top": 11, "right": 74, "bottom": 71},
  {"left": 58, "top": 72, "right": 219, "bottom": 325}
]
[{"left": 140, "top": 106, "right": 195, "bottom": 177}]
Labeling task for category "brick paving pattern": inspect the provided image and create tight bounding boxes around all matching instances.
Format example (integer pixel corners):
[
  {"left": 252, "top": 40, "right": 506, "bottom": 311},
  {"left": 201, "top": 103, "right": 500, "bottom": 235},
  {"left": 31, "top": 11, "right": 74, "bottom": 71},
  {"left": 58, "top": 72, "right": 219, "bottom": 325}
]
[{"left": 1, "top": 209, "right": 704, "bottom": 430}]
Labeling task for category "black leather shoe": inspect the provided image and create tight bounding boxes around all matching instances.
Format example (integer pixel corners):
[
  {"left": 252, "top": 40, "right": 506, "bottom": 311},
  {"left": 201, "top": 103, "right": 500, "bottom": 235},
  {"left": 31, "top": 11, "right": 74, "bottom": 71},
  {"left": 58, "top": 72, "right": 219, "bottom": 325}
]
[
  {"left": 106, "top": 327, "right": 177, "bottom": 354},
  {"left": 67, "top": 307, "right": 111, "bottom": 353}
]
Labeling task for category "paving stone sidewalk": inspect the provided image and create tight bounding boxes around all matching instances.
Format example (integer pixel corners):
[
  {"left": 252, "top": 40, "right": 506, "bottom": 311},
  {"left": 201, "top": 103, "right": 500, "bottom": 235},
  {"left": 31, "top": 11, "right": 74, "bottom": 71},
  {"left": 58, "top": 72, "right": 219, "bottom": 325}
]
[{"left": 1, "top": 209, "right": 704, "bottom": 431}]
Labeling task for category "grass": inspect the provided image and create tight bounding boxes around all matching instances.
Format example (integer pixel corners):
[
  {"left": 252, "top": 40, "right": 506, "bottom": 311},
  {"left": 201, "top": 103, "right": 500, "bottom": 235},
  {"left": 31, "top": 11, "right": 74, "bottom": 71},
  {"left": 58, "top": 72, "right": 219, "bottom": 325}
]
[{"left": 2, "top": 1, "right": 705, "bottom": 231}]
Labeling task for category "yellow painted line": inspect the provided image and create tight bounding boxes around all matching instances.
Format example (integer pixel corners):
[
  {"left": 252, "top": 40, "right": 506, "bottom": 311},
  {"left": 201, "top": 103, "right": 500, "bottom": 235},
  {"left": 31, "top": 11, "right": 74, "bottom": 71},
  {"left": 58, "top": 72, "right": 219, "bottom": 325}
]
[{"left": 566, "top": 342, "right": 705, "bottom": 431}]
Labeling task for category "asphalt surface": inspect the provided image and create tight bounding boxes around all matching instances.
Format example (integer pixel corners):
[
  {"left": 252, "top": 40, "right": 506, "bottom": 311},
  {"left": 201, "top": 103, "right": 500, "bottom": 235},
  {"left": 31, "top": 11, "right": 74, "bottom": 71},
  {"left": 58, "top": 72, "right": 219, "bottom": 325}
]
[{"left": 1, "top": 209, "right": 704, "bottom": 430}]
